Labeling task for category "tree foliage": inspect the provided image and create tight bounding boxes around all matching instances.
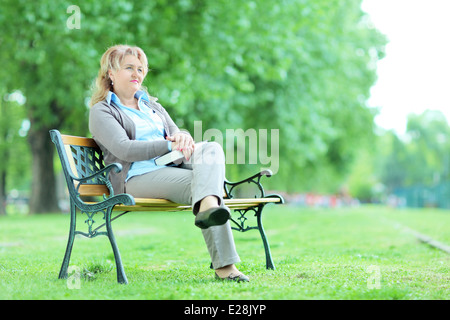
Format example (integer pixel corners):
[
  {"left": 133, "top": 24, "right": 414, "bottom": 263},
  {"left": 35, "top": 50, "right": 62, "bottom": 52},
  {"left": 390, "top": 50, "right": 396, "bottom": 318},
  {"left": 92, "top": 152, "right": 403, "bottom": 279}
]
[
  {"left": 381, "top": 110, "right": 450, "bottom": 190},
  {"left": 346, "top": 110, "right": 450, "bottom": 201},
  {"left": 0, "top": 0, "right": 386, "bottom": 212}
]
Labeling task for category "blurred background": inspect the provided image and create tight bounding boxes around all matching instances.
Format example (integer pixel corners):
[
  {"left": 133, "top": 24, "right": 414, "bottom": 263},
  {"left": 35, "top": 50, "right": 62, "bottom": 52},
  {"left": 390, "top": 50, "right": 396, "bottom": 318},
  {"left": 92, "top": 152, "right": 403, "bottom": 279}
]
[{"left": 0, "top": 0, "right": 448, "bottom": 215}]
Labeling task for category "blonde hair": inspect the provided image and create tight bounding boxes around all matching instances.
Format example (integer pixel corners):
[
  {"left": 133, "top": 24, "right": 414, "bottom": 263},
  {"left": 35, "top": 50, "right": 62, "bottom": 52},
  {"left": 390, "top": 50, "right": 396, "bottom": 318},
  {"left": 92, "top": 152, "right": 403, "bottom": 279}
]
[{"left": 90, "top": 45, "right": 150, "bottom": 107}]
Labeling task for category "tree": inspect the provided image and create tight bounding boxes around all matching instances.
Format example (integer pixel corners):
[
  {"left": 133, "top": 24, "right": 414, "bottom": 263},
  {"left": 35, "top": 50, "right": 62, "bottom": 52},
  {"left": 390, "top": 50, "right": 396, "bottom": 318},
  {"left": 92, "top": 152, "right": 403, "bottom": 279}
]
[
  {"left": 404, "top": 110, "right": 450, "bottom": 185},
  {"left": 375, "top": 110, "right": 450, "bottom": 193},
  {"left": 377, "top": 130, "right": 410, "bottom": 191},
  {"left": 0, "top": 0, "right": 386, "bottom": 213},
  {"left": 134, "top": 0, "right": 387, "bottom": 192},
  {"left": 0, "top": 1, "right": 119, "bottom": 212}
]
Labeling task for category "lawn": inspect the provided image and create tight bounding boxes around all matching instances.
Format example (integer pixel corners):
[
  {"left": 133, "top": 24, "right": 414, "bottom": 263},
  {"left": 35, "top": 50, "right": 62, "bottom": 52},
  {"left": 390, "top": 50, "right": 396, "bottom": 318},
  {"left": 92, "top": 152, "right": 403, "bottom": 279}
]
[{"left": 0, "top": 205, "right": 449, "bottom": 300}]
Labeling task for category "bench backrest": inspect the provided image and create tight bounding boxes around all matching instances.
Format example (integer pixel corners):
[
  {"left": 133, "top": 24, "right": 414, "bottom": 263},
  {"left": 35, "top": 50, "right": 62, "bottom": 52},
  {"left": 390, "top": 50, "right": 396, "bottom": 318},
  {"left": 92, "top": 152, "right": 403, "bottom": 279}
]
[{"left": 50, "top": 129, "right": 110, "bottom": 197}]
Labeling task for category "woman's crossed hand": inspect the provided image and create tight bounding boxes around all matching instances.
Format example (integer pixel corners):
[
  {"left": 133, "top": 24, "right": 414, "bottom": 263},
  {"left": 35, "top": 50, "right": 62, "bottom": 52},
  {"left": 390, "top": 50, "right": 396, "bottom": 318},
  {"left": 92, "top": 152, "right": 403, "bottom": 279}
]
[{"left": 166, "top": 132, "right": 195, "bottom": 161}]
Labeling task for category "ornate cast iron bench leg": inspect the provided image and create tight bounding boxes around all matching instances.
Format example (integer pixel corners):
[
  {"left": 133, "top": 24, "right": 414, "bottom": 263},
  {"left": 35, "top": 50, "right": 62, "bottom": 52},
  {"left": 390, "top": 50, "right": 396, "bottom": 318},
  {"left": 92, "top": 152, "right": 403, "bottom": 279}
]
[
  {"left": 225, "top": 170, "right": 284, "bottom": 270},
  {"left": 58, "top": 200, "right": 77, "bottom": 280},
  {"left": 230, "top": 203, "right": 275, "bottom": 270},
  {"left": 255, "top": 204, "right": 275, "bottom": 270},
  {"left": 104, "top": 207, "right": 128, "bottom": 284},
  {"left": 57, "top": 200, "right": 131, "bottom": 284}
]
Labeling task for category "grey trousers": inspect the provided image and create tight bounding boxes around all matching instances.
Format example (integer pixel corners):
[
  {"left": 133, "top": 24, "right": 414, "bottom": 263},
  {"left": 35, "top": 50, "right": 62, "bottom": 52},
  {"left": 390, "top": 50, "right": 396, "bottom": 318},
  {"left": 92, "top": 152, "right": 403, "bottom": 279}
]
[{"left": 125, "top": 141, "right": 241, "bottom": 269}]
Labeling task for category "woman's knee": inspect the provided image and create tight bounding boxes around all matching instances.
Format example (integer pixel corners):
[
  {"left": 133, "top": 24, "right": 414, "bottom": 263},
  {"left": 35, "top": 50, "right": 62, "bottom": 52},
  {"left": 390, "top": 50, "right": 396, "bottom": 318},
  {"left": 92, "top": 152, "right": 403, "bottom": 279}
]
[{"left": 200, "top": 141, "right": 225, "bottom": 164}]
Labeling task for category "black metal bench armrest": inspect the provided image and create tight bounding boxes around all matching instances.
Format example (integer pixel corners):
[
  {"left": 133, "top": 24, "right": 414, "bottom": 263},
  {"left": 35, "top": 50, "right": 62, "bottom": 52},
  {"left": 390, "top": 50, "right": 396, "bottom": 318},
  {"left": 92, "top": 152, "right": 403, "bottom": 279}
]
[
  {"left": 72, "top": 162, "right": 122, "bottom": 198},
  {"left": 224, "top": 169, "right": 274, "bottom": 199},
  {"left": 71, "top": 163, "right": 136, "bottom": 210},
  {"left": 74, "top": 162, "right": 122, "bottom": 183}
]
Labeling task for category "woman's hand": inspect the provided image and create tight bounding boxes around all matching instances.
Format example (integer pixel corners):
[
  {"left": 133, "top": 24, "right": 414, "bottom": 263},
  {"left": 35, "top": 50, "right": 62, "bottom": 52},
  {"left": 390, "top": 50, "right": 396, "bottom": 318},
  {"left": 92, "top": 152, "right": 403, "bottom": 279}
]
[{"left": 166, "top": 132, "right": 195, "bottom": 161}]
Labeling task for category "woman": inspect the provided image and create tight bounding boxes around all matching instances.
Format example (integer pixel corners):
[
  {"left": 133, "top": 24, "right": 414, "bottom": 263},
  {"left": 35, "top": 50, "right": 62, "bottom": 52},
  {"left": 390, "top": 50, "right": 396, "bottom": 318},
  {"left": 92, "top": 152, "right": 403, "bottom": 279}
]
[{"left": 89, "top": 45, "right": 248, "bottom": 282}]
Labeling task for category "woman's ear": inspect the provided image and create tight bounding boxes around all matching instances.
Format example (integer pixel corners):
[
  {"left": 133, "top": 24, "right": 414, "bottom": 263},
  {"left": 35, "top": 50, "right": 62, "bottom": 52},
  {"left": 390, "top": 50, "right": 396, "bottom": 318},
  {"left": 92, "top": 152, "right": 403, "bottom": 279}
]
[{"left": 108, "top": 69, "right": 114, "bottom": 83}]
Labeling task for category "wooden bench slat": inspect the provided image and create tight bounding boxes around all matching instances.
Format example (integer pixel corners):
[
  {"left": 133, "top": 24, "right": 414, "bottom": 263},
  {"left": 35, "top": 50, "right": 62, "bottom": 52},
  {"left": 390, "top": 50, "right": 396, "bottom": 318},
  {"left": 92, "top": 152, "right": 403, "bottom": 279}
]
[
  {"left": 77, "top": 184, "right": 111, "bottom": 197},
  {"left": 226, "top": 198, "right": 281, "bottom": 204},
  {"left": 76, "top": 186, "right": 281, "bottom": 208},
  {"left": 131, "top": 197, "right": 281, "bottom": 207},
  {"left": 61, "top": 134, "right": 98, "bottom": 148},
  {"left": 110, "top": 197, "right": 281, "bottom": 212},
  {"left": 113, "top": 205, "right": 192, "bottom": 212}
]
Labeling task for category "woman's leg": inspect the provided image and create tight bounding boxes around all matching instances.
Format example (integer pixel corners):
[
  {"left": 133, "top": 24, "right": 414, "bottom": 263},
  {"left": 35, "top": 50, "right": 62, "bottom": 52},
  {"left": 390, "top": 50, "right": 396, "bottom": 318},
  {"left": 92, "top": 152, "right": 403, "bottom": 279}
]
[
  {"left": 125, "top": 147, "right": 242, "bottom": 270},
  {"left": 181, "top": 141, "right": 226, "bottom": 214},
  {"left": 125, "top": 142, "right": 226, "bottom": 211}
]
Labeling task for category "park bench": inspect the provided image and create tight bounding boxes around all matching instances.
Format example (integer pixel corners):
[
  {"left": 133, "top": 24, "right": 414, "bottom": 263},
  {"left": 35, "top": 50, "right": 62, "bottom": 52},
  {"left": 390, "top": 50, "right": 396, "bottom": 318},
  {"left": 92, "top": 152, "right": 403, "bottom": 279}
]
[{"left": 49, "top": 129, "right": 284, "bottom": 284}]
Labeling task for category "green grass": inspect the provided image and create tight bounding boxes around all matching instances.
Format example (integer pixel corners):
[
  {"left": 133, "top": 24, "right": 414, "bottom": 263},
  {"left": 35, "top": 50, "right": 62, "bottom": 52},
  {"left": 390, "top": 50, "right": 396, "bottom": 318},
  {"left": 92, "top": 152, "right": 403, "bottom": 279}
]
[{"left": 0, "top": 205, "right": 449, "bottom": 300}]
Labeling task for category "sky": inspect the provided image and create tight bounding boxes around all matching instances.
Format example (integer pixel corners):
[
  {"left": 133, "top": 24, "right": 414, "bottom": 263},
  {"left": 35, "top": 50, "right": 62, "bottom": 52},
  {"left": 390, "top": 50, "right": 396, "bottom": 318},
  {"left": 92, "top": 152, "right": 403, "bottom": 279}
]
[{"left": 361, "top": 0, "right": 450, "bottom": 134}]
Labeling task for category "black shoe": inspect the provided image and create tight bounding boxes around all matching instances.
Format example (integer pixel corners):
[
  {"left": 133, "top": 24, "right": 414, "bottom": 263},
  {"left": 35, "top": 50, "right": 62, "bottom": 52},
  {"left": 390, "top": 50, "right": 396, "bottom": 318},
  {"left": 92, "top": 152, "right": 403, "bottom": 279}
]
[{"left": 195, "top": 206, "right": 230, "bottom": 229}]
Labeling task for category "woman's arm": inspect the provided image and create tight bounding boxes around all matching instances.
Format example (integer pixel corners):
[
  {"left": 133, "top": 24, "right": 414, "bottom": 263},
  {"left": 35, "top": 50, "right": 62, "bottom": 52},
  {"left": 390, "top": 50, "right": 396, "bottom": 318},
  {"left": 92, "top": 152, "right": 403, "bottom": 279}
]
[{"left": 89, "top": 104, "right": 170, "bottom": 162}]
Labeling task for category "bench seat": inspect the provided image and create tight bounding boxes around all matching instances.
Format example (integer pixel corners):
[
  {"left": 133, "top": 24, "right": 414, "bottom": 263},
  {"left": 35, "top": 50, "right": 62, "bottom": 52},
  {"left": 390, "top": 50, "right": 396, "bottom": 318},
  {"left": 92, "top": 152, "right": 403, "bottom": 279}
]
[{"left": 111, "top": 197, "right": 282, "bottom": 212}]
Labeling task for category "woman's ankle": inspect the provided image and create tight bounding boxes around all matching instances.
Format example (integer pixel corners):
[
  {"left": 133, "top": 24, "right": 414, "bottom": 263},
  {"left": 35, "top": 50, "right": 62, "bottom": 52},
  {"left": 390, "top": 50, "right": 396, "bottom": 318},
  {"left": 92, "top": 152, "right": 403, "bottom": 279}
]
[
  {"left": 199, "top": 195, "right": 220, "bottom": 212},
  {"left": 215, "top": 264, "right": 240, "bottom": 276}
]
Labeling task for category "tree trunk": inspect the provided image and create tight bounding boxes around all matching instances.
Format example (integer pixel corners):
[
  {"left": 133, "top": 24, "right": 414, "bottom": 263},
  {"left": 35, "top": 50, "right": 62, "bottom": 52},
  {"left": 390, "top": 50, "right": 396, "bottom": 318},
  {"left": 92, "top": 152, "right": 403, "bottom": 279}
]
[
  {"left": 28, "top": 126, "right": 60, "bottom": 214},
  {"left": 0, "top": 170, "right": 6, "bottom": 215}
]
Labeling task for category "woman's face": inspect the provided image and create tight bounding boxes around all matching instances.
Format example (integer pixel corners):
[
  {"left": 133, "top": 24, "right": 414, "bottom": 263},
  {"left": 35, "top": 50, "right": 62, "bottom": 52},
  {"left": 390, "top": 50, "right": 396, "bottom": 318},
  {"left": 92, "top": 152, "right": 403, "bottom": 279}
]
[{"left": 109, "top": 54, "right": 146, "bottom": 98}]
